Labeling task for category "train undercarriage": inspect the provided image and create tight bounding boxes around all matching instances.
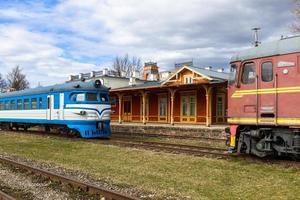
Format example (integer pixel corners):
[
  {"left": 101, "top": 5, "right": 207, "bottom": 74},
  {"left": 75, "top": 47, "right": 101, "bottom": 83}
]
[{"left": 231, "top": 126, "right": 300, "bottom": 158}]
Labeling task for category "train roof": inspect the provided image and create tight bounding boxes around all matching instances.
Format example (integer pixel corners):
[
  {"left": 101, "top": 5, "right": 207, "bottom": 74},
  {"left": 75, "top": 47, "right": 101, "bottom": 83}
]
[
  {"left": 0, "top": 80, "right": 109, "bottom": 98},
  {"left": 231, "top": 36, "right": 300, "bottom": 62}
]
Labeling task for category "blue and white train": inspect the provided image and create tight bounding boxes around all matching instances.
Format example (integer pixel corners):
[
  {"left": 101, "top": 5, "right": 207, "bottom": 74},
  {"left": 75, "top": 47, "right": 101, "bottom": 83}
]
[{"left": 0, "top": 80, "right": 111, "bottom": 138}]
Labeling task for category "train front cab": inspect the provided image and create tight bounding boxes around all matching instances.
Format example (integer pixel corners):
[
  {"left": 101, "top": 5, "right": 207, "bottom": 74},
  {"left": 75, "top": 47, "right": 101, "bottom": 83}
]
[{"left": 226, "top": 52, "right": 300, "bottom": 158}]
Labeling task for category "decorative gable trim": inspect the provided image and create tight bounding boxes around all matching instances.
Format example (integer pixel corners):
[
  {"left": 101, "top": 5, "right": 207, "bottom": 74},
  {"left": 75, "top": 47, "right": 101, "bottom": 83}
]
[{"left": 162, "top": 66, "right": 212, "bottom": 85}]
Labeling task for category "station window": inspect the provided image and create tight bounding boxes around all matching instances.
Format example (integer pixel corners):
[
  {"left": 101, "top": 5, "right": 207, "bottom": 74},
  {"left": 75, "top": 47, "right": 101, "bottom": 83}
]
[
  {"left": 39, "top": 98, "right": 43, "bottom": 109},
  {"left": 5, "top": 101, "right": 9, "bottom": 110},
  {"left": 17, "top": 100, "right": 22, "bottom": 110},
  {"left": 11, "top": 100, "right": 15, "bottom": 110},
  {"left": 261, "top": 62, "right": 273, "bottom": 82},
  {"left": 242, "top": 62, "right": 256, "bottom": 84},
  {"left": 31, "top": 98, "right": 37, "bottom": 109},
  {"left": 0, "top": 102, "right": 3, "bottom": 110},
  {"left": 100, "top": 93, "right": 109, "bottom": 102},
  {"left": 184, "top": 76, "right": 193, "bottom": 84},
  {"left": 86, "top": 93, "right": 98, "bottom": 101},
  {"left": 24, "top": 99, "right": 29, "bottom": 110}
]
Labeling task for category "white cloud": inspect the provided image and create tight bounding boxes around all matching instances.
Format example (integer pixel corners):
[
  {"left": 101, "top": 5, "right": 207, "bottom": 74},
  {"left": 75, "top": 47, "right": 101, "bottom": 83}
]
[{"left": 0, "top": 0, "right": 295, "bottom": 87}]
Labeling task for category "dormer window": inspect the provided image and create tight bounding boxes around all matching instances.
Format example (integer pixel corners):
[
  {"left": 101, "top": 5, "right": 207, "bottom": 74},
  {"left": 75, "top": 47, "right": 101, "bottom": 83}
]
[{"left": 184, "top": 76, "right": 193, "bottom": 84}]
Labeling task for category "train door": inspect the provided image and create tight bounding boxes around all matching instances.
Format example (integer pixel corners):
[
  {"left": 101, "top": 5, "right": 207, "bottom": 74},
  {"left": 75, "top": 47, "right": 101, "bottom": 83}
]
[
  {"left": 258, "top": 60, "right": 275, "bottom": 123},
  {"left": 46, "top": 95, "right": 54, "bottom": 120},
  {"left": 59, "top": 93, "right": 64, "bottom": 120},
  {"left": 238, "top": 62, "right": 258, "bottom": 122}
]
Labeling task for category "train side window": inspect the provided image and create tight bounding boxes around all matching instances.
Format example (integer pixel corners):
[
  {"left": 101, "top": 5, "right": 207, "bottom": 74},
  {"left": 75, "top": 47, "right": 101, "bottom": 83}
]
[
  {"left": 24, "top": 99, "right": 29, "bottom": 110},
  {"left": 31, "top": 98, "right": 37, "bottom": 109},
  {"left": 242, "top": 62, "right": 256, "bottom": 84},
  {"left": 39, "top": 98, "right": 43, "bottom": 109},
  {"left": 261, "top": 62, "right": 273, "bottom": 82},
  {"left": 0, "top": 102, "right": 3, "bottom": 110},
  {"left": 17, "top": 100, "right": 22, "bottom": 110},
  {"left": 11, "top": 100, "right": 15, "bottom": 110},
  {"left": 5, "top": 101, "right": 9, "bottom": 110}
]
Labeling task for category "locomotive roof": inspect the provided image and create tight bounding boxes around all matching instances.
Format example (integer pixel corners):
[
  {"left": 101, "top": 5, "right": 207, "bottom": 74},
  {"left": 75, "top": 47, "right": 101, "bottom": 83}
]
[
  {"left": 0, "top": 80, "right": 109, "bottom": 98},
  {"left": 231, "top": 36, "right": 300, "bottom": 62}
]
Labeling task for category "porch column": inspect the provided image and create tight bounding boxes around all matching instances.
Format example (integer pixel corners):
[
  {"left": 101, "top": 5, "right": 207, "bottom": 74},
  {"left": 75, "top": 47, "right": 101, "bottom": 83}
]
[
  {"left": 140, "top": 91, "right": 149, "bottom": 124},
  {"left": 204, "top": 85, "right": 213, "bottom": 127},
  {"left": 117, "top": 93, "right": 123, "bottom": 124},
  {"left": 168, "top": 88, "right": 177, "bottom": 125}
]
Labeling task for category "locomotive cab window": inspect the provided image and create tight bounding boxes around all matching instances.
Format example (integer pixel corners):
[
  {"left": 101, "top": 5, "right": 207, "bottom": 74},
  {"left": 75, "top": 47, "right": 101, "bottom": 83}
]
[
  {"left": 229, "top": 64, "right": 237, "bottom": 85},
  {"left": 86, "top": 93, "right": 98, "bottom": 101},
  {"left": 70, "top": 93, "right": 85, "bottom": 102},
  {"left": 0, "top": 102, "right": 3, "bottom": 110},
  {"left": 261, "top": 62, "right": 273, "bottom": 82},
  {"left": 242, "top": 62, "right": 256, "bottom": 84},
  {"left": 100, "top": 93, "right": 109, "bottom": 102}
]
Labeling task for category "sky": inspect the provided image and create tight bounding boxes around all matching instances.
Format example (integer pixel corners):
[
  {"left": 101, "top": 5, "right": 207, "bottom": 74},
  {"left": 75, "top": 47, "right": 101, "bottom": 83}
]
[{"left": 0, "top": 0, "right": 295, "bottom": 87}]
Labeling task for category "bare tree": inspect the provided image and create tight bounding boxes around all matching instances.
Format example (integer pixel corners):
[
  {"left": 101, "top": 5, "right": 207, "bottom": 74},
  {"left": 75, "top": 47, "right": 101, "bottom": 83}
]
[
  {"left": 0, "top": 73, "right": 7, "bottom": 93},
  {"left": 292, "top": 0, "right": 300, "bottom": 32},
  {"left": 7, "top": 66, "right": 29, "bottom": 91},
  {"left": 113, "top": 54, "right": 142, "bottom": 77}
]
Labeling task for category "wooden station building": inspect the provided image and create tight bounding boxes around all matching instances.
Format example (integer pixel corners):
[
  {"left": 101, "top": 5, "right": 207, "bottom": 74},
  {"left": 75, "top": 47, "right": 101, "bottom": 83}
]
[{"left": 110, "top": 63, "right": 229, "bottom": 126}]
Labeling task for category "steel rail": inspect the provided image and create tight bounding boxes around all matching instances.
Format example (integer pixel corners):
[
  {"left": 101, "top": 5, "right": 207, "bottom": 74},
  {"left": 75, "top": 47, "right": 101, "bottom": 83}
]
[
  {"left": 0, "top": 191, "right": 15, "bottom": 200},
  {"left": 112, "top": 132, "right": 227, "bottom": 142},
  {"left": 98, "top": 139, "right": 229, "bottom": 157},
  {"left": 0, "top": 157, "right": 139, "bottom": 200}
]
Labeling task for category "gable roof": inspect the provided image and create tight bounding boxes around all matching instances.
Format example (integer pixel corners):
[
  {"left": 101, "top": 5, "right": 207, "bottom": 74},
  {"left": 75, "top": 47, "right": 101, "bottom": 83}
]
[{"left": 162, "top": 65, "right": 229, "bottom": 85}]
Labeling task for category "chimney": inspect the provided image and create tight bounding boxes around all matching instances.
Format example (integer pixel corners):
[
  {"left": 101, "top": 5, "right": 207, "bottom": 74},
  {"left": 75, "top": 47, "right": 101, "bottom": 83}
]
[
  {"left": 129, "top": 77, "right": 136, "bottom": 86},
  {"left": 90, "top": 71, "right": 95, "bottom": 78},
  {"left": 143, "top": 62, "right": 159, "bottom": 80},
  {"left": 69, "top": 75, "right": 74, "bottom": 81},
  {"left": 121, "top": 70, "right": 126, "bottom": 77},
  {"left": 205, "top": 66, "right": 212, "bottom": 71},
  {"left": 103, "top": 68, "right": 108, "bottom": 76},
  {"left": 217, "top": 68, "right": 224, "bottom": 72}
]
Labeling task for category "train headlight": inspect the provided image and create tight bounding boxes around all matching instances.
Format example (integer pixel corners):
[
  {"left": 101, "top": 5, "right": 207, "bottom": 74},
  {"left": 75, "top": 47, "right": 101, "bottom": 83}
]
[
  {"left": 79, "top": 110, "right": 87, "bottom": 115},
  {"left": 94, "top": 80, "right": 102, "bottom": 88}
]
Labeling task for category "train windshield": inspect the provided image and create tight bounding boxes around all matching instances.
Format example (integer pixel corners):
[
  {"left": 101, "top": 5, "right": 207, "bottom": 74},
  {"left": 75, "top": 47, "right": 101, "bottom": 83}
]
[
  {"left": 71, "top": 92, "right": 109, "bottom": 103},
  {"left": 229, "top": 64, "right": 237, "bottom": 85},
  {"left": 86, "top": 93, "right": 98, "bottom": 101}
]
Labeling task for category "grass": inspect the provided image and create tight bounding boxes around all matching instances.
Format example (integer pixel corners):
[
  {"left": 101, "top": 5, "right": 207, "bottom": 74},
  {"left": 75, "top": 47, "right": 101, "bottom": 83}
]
[{"left": 0, "top": 131, "right": 300, "bottom": 199}]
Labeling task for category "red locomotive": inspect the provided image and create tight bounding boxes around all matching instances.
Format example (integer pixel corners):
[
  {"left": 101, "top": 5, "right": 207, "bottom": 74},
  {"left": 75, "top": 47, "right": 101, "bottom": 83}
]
[{"left": 226, "top": 36, "right": 300, "bottom": 158}]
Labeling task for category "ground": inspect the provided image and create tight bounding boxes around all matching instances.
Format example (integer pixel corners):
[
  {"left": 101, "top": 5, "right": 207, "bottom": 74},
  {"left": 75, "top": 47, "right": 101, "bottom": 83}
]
[{"left": 0, "top": 131, "right": 300, "bottom": 200}]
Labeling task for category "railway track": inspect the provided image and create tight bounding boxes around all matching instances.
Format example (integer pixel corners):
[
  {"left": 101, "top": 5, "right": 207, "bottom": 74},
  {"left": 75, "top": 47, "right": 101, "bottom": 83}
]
[
  {"left": 113, "top": 132, "right": 227, "bottom": 142},
  {"left": 97, "top": 139, "right": 229, "bottom": 158},
  {"left": 0, "top": 157, "right": 139, "bottom": 200},
  {"left": 0, "top": 190, "right": 15, "bottom": 200}
]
